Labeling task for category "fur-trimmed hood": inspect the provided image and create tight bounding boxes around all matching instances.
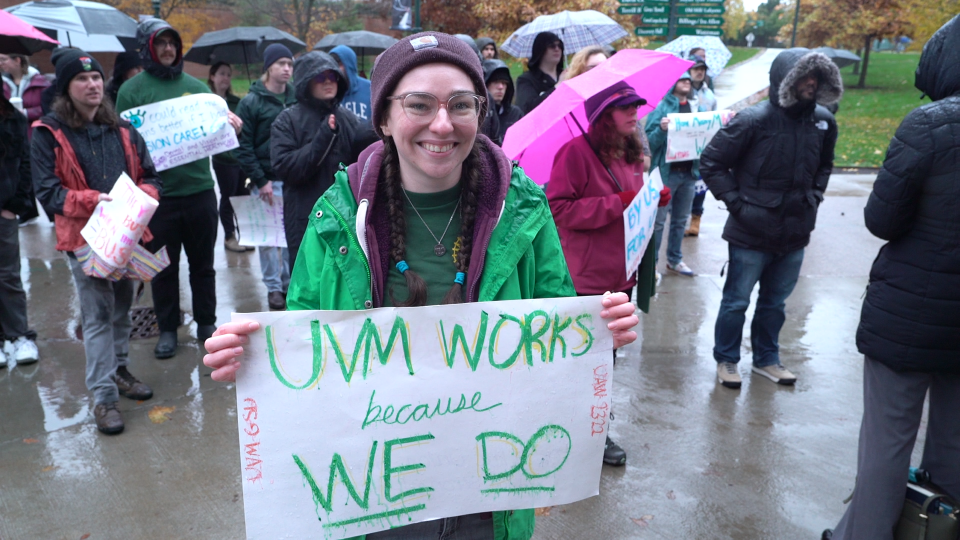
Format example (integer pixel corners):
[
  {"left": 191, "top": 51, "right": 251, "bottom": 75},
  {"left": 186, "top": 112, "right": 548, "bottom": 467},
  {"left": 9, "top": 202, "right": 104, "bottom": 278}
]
[{"left": 771, "top": 48, "right": 843, "bottom": 109}]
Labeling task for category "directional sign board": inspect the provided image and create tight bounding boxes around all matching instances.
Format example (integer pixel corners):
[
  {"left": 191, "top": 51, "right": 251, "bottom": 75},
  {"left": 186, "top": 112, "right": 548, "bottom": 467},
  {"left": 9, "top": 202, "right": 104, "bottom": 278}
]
[
  {"left": 676, "top": 27, "right": 724, "bottom": 36},
  {"left": 676, "top": 16, "right": 724, "bottom": 26},
  {"left": 617, "top": 5, "right": 668, "bottom": 15},
  {"left": 620, "top": 0, "right": 669, "bottom": 3},
  {"left": 642, "top": 15, "right": 670, "bottom": 24},
  {"left": 678, "top": 5, "right": 725, "bottom": 14},
  {"left": 635, "top": 26, "right": 668, "bottom": 36}
]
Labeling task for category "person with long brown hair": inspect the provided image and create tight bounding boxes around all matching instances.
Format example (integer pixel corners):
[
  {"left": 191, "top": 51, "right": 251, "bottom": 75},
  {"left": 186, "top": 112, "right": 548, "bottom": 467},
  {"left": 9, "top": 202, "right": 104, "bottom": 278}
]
[
  {"left": 546, "top": 81, "right": 669, "bottom": 466},
  {"left": 203, "top": 32, "right": 640, "bottom": 539}
]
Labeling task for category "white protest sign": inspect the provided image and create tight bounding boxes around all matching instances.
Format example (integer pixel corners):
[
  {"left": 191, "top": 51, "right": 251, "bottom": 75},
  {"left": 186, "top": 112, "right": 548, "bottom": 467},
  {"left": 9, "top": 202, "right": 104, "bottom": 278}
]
[
  {"left": 120, "top": 93, "right": 238, "bottom": 172},
  {"left": 80, "top": 172, "right": 158, "bottom": 271},
  {"left": 229, "top": 195, "right": 287, "bottom": 247},
  {"left": 234, "top": 296, "right": 614, "bottom": 539},
  {"left": 624, "top": 168, "right": 663, "bottom": 277},
  {"left": 665, "top": 109, "right": 734, "bottom": 163}
]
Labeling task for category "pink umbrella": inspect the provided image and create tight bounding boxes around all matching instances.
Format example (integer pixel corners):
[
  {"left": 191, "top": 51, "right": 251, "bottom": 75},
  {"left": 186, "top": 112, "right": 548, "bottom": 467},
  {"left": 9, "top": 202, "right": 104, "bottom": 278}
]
[
  {"left": 0, "top": 11, "right": 59, "bottom": 54},
  {"left": 502, "top": 49, "right": 692, "bottom": 185}
]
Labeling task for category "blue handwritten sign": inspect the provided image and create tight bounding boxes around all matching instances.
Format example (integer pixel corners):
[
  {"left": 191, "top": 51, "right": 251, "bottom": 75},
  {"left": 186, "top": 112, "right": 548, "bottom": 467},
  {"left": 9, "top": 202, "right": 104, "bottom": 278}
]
[
  {"left": 624, "top": 168, "right": 663, "bottom": 277},
  {"left": 120, "top": 94, "right": 238, "bottom": 172},
  {"left": 665, "top": 110, "right": 733, "bottom": 163}
]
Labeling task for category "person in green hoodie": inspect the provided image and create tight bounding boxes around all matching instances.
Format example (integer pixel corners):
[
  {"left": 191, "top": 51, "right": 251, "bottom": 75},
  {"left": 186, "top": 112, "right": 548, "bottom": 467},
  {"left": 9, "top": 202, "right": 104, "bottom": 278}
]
[
  {"left": 116, "top": 19, "right": 242, "bottom": 359},
  {"left": 203, "top": 32, "right": 639, "bottom": 540},
  {"left": 235, "top": 44, "right": 296, "bottom": 311}
]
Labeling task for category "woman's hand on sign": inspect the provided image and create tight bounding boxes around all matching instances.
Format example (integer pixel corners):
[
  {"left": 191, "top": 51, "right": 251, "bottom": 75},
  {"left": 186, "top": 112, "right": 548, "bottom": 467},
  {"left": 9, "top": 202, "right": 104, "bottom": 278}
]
[
  {"left": 328, "top": 114, "right": 336, "bottom": 131},
  {"left": 600, "top": 291, "right": 639, "bottom": 350},
  {"left": 259, "top": 181, "right": 275, "bottom": 206},
  {"left": 660, "top": 117, "right": 670, "bottom": 131},
  {"left": 98, "top": 193, "right": 113, "bottom": 203},
  {"left": 203, "top": 321, "right": 260, "bottom": 382},
  {"left": 227, "top": 111, "right": 243, "bottom": 134}
]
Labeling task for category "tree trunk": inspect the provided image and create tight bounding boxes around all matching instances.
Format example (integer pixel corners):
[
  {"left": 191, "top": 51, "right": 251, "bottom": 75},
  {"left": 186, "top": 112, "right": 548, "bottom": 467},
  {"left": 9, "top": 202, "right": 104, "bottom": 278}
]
[
  {"left": 857, "top": 35, "right": 872, "bottom": 89},
  {"left": 852, "top": 48, "right": 861, "bottom": 75}
]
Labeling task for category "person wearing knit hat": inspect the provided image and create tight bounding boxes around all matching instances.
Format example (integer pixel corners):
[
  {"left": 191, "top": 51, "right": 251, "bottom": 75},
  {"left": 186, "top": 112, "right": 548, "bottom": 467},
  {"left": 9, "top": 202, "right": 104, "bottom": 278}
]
[
  {"left": 116, "top": 18, "right": 244, "bottom": 360},
  {"left": 32, "top": 48, "right": 161, "bottom": 435},
  {"left": 106, "top": 51, "right": 142, "bottom": 105},
  {"left": 261, "top": 43, "right": 293, "bottom": 74},
  {"left": 204, "top": 31, "right": 640, "bottom": 539}
]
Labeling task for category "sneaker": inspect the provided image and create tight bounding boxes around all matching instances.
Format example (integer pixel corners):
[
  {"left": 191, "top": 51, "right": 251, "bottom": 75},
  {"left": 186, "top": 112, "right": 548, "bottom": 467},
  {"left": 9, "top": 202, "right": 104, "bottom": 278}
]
[
  {"left": 10, "top": 336, "right": 38, "bottom": 365},
  {"left": 655, "top": 271, "right": 662, "bottom": 287},
  {"left": 115, "top": 366, "right": 153, "bottom": 400},
  {"left": 224, "top": 236, "right": 248, "bottom": 253},
  {"left": 94, "top": 402, "right": 124, "bottom": 435},
  {"left": 666, "top": 261, "right": 695, "bottom": 276},
  {"left": 717, "top": 362, "right": 742, "bottom": 389},
  {"left": 752, "top": 364, "right": 797, "bottom": 385},
  {"left": 603, "top": 436, "right": 626, "bottom": 466}
]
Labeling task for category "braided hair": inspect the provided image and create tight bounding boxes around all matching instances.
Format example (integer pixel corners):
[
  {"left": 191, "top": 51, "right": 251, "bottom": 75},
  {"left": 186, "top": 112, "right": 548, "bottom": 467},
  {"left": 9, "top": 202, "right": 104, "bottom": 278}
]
[{"left": 379, "top": 136, "right": 483, "bottom": 306}]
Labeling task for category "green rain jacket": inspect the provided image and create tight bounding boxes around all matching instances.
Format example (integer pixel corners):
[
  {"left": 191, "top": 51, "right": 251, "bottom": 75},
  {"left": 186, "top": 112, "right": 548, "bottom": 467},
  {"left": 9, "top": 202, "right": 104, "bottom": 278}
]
[{"left": 286, "top": 136, "right": 576, "bottom": 540}]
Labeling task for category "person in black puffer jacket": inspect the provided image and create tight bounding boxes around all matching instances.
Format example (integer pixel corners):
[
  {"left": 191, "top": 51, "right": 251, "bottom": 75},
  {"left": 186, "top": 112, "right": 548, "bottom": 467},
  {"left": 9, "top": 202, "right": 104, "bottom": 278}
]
[
  {"left": 700, "top": 48, "right": 841, "bottom": 389},
  {"left": 825, "top": 16, "right": 960, "bottom": 540},
  {"left": 271, "top": 51, "right": 377, "bottom": 269},
  {"left": 515, "top": 32, "right": 564, "bottom": 114}
]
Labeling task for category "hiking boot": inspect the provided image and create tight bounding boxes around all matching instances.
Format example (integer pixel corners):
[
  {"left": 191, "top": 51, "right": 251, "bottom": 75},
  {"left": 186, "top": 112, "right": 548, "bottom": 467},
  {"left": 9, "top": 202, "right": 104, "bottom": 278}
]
[
  {"left": 603, "top": 436, "right": 626, "bottom": 466},
  {"left": 154, "top": 331, "right": 177, "bottom": 359},
  {"left": 9, "top": 336, "right": 38, "bottom": 365},
  {"left": 666, "top": 261, "right": 695, "bottom": 276},
  {"left": 752, "top": 364, "right": 797, "bottom": 385},
  {"left": 94, "top": 402, "right": 124, "bottom": 435},
  {"left": 197, "top": 324, "right": 217, "bottom": 343},
  {"left": 685, "top": 214, "right": 701, "bottom": 237},
  {"left": 224, "top": 236, "right": 247, "bottom": 253},
  {"left": 115, "top": 366, "right": 153, "bottom": 400},
  {"left": 717, "top": 362, "right": 742, "bottom": 389},
  {"left": 268, "top": 291, "right": 286, "bottom": 311}
]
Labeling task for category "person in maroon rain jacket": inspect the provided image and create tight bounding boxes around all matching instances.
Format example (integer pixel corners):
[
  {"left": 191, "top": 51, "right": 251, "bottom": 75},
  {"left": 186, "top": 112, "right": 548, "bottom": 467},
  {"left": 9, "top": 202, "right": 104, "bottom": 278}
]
[{"left": 0, "top": 53, "right": 51, "bottom": 122}]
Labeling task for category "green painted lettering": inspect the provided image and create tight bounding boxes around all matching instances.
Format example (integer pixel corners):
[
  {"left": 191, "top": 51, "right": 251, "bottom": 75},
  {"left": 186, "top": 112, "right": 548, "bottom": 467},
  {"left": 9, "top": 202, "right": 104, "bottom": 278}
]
[
  {"left": 383, "top": 434, "right": 435, "bottom": 502},
  {"left": 571, "top": 314, "right": 595, "bottom": 357},
  {"left": 489, "top": 314, "right": 524, "bottom": 369},
  {"left": 268, "top": 323, "right": 323, "bottom": 390},
  {"left": 292, "top": 440, "right": 378, "bottom": 514},
  {"left": 438, "top": 311, "right": 489, "bottom": 371}
]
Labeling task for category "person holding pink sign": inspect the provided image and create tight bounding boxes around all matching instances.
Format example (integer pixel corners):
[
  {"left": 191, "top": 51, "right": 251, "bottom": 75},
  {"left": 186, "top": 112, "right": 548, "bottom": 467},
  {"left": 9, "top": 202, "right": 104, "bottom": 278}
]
[{"left": 32, "top": 50, "right": 161, "bottom": 435}]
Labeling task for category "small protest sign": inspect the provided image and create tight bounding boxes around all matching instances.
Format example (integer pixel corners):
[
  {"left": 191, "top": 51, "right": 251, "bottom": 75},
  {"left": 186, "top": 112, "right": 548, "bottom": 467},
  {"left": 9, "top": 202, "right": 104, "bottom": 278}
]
[
  {"left": 624, "top": 168, "right": 663, "bottom": 277},
  {"left": 234, "top": 296, "right": 614, "bottom": 539},
  {"left": 120, "top": 94, "right": 238, "bottom": 172},
  {"left": 665, "top": 109, "right": 733, "bottom": 163},
  {"left": 229, "top": 195, "right": 287, "bottom": 248},
  {"left": 80, "top": 172, "right": 159, "bottom": 272}
]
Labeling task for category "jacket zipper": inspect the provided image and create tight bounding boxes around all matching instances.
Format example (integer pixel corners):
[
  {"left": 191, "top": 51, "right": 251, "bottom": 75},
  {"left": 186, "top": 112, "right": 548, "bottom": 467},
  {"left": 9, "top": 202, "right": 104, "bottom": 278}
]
[
  {"left": 317, "top": 131, "right": 339, "bottom": 168},
  {"left": 321, "top": 198, "right": 373, "bottom": 307}
]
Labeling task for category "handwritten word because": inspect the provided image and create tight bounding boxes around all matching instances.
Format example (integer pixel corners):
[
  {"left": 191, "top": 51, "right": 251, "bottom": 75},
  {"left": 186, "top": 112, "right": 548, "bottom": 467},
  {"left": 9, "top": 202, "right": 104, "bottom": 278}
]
[{"left": 362, "top": 389, "right": 501, "bottom": 429}]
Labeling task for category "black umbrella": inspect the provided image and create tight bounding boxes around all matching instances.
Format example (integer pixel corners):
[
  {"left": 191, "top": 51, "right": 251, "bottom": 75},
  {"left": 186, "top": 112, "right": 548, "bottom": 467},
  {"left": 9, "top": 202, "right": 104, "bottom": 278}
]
[
  {"left": 184, "top": 26, "right": 306, "bottom": 80},
  {"left": 313, "top": 30, "right": 398, "bottom": 71},
  {"left": 813, "top": 46, "right": 862, "bottom": 70}
]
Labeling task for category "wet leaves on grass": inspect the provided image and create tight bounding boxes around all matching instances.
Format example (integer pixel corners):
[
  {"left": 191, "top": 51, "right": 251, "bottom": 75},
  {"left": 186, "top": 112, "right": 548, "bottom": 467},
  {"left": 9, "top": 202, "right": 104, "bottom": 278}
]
[{"left": 148, "top": 405, "right": 176, "bottom": 424}]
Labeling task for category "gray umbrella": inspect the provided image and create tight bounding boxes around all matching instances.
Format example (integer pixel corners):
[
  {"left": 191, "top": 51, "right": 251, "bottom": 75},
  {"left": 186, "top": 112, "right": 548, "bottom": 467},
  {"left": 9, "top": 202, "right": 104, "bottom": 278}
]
[
  {"left": 184, "top": 26, "right": 306, "bottom": 65},
  {"left": 813, "top": 46, "right": 862, "bottom": 69},
  {"left": 313, "top": 30, "right": 398, "bottom": 71}
]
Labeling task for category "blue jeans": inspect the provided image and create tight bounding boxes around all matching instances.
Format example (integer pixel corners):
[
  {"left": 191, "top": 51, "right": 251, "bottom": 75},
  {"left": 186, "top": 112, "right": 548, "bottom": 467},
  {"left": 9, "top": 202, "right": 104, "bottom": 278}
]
[
  {"left": 654, "top": 167, "right": 696, "bottom": 266},
  {"left": 249, "top": 182, "right": 290, "bottom": 293},
  {"left": 713, "top": 245, "right": 804, "bottom": 367}
]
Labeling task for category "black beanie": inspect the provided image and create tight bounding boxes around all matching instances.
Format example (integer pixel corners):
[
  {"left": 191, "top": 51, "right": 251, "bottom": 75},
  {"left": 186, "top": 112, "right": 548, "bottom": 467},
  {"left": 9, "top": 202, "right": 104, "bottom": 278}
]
[
  {"left": 262, "top": 43, "right": 293, "bottom": 73},
  {"left": 55, "top": 50, "right": 104, "bottom": 95}
]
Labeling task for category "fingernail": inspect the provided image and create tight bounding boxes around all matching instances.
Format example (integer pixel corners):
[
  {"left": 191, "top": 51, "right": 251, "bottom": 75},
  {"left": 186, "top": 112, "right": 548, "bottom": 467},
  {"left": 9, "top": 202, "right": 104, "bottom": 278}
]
[
  {"left": 247, "top": 322, "right": 259, "bottom": 330},
  {"left": 233, "top": 347, "right": 244, "bottom": 354},
  {"left": 239, "top": 335, "right": 249, "bottom": 344}
]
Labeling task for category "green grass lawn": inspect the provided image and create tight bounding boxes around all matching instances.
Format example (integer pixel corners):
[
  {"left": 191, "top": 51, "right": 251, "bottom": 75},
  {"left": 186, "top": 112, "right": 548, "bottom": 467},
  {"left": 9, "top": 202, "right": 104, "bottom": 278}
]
[{"left": 833, "top": 52, "right": 924, "bottom": 168}]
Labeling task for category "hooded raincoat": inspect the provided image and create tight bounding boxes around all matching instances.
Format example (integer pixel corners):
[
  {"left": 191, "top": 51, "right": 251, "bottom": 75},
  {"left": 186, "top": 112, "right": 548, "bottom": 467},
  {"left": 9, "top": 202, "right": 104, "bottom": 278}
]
[
  {"left": 476, "top": 37, "right": 498, "bottom": 59},
  {"left": 235, "top": 79, "right": 296, "bottom": 188},
  {"left": 483, "top": 59, "right": 524, "bottom": 144},
  {"left": 855, "top": 16, "right": 960, "bottom": 374},
  {"left": 270, "top": 51, "right": 376, "bottom": 267},
  {"left": 699, "top": 48, "right": 841, "bottom": 254},
  {"left": 330, "top": 45, "right": 372, "bottom": 122}
]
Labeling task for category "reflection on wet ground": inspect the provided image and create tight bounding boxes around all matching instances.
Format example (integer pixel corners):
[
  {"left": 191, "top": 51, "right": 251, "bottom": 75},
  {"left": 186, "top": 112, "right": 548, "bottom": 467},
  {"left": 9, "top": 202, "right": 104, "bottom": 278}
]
[{"left": 2, "top": 174, "right": 928, "bottom": 539}]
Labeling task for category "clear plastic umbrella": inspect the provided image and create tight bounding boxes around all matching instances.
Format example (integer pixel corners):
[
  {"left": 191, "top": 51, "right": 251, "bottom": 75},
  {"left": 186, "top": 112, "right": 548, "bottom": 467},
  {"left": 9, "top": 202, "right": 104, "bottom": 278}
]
[
  {"left": 500, "top": 10, "right": 628, "bottom": 58},
  {"left": 657, "top": 35, "right": 732, "bottom": 79}
]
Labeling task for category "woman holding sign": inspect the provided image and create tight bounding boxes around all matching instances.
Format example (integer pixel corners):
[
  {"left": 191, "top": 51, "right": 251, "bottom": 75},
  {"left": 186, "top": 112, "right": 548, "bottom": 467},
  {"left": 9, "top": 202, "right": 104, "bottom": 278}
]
[{"left": 205, "top": 32, "right": 640, "bottom": 539}]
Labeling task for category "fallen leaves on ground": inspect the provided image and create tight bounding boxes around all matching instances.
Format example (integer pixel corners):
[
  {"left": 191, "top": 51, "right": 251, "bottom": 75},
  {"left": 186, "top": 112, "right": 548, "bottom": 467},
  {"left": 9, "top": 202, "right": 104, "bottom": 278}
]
[
  {"left": 148, "top": 405, "right": 176, "bottom": 424},
  {"left": 23, "top": 438, "right": 39, "bottom": 444},
  {"left": 81, "top": 534, "right": 91, "bottom": 540},
  {"left": 535, "top": 506, "right": 552, "bottom": 517},
  {"left": 631, "top": 515, "right": 655, "bottom": 527},
  {"left": 42, "top": 465, "right": 57, "bottom": 472},
  {"left": 667, "top": 490, "right": 676, "bottom": 500}
]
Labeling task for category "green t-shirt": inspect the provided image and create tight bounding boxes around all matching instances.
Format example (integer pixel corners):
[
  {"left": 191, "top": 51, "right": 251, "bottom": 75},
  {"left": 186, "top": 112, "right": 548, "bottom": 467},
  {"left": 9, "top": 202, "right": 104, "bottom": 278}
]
[
  {"left": 383, "top": 183, "right": 463, "bottom": 307},
  {"left": 115, "top": 71, "right": 215, "bottom": 198},
  {"left": 271, "top": 91, "right": 287, "bottom": 106}
]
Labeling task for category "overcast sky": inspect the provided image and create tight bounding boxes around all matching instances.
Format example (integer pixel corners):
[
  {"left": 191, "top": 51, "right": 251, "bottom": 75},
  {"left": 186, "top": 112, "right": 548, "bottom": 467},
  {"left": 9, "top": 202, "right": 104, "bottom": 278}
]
[{"left": 743, "top": 0, "right": 766, "bottom": 12}]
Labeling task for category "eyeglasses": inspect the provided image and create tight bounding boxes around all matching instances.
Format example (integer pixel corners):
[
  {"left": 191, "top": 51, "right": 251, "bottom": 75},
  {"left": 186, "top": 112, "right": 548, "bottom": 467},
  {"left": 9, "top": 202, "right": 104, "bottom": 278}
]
[
  {"left": 154, "top": 39, "right": 178, "bottom": 50},
  {"left": 313, "top": 71, "right": 338, "bottom": 84},
  {"left": 386, "top": 92, "right": 486, "bottom": 125},
  {"left": 548, "top": 42, "right": 563, "bottom": 50}
]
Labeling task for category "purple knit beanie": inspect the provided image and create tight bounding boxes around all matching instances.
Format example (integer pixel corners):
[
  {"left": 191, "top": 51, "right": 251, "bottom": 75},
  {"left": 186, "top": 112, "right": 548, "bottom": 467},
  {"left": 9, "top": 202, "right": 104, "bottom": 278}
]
[{"left": 371, "top": 32, "right": 488, "bottom": 138}]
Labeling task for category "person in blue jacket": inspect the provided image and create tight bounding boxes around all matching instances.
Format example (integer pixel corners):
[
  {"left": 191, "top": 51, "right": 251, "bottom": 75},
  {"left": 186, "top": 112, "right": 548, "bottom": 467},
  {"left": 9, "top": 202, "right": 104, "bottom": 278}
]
[{"left": 329, "top": 45, "right": 371, "bottom": 122}]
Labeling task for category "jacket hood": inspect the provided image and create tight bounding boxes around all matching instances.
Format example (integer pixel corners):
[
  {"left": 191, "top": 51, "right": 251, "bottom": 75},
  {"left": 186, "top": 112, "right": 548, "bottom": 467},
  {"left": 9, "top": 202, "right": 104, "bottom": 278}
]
[
  {"left": 483, "top": 59, "right": 514, "bottom": 107},
  {"left": 916, "top": 14, "right": 960, "bottom": 101},
  {"left": 330, "top": 45, "right": 361, "bottom": 89},
  {"left": 770, "top": 48, "right": 843, "bottom": 109},
  {"left": 454, "top": 34, "right": 482, "bottom": 60},
  {"left": 476, "top": 37, "right": 497, "bottom": 58},
  {"left": 529, "top": 32, "right": 563, "bottom": 77},
  {"left": 137, "top": 19, "right": 183, "bottom": 79},
  {"left": 293, "top": 51, "right": 348, "bottom": 109},
  {"left": 346, "top": 134, "right": 512, "bottom": 305}
]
